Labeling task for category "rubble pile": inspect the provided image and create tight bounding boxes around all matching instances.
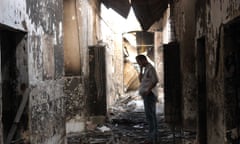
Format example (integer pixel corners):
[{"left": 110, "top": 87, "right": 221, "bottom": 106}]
[{"left": 67, "top": 96, "right": 196, "bottom": 144}]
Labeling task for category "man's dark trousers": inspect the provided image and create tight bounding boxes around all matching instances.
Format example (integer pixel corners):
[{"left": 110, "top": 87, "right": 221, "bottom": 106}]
[{"left": 143, "top": 92, "right": 158, "bottom": 143}]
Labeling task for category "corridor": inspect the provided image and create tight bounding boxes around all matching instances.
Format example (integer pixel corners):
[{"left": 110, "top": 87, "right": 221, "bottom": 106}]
[{"left": 0, "top": 0, "right": 240, "bottom": 144}]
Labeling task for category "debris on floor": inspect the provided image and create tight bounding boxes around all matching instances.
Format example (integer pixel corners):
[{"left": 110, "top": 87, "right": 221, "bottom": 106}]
[{"left": 67, "top": 95, "right": 196, "bottom": 144}]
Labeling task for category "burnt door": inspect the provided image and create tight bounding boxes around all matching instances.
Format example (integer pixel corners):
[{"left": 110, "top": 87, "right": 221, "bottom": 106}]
[
  {"left": 0, "top": 30, "right": 29, "bottom": 142},
  {"left": 197, "top": 37, "right": 207, "bottom": 144},
  {"left": 88, "top": 45, "right": 106, "bottom": 116},
  {"left": 224, "top": 20, "right": 240, "bottom": 132},
  {"left": 163, "top": 42, "right": 182, "bottom": 126}
]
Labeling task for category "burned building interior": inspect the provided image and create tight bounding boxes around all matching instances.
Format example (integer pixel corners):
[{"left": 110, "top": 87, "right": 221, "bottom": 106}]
[{"left": 0, "top": 0, "right": 240, "bottom": 144}]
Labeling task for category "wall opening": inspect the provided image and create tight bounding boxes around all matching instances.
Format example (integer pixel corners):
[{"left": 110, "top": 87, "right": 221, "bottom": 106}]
[
  {"left": 163, "top": 42, "right": 181, "bottom": 126},
  {"left": 87, "top": 45, "right": 106, "bottom": 116},
  {"left": 196, "top": 37, "right": 207, "bottom": 144},
  {"left": 0, "top": 28, "right": 29, "bottom": 143},
  {"left": 224, "top": 17, "right": 240, "bottom": 142}
]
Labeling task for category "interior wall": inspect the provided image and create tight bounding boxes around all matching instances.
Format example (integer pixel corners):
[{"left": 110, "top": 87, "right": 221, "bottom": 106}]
[
  {"left": 172, "top": 0, "right": 197, "bottom": 130},
  {"left": 194, "top": 0, "right": 240, "bottom": 144},
  {"left": 64, "top": 0, "right": 85, "bottom": 134},
  {"left": 0, "top": 0, "right": 66, "bottom": 143},
  {"left": 105, "top": 34, "right": 123, "bottom": 108},
  {"left": 100, "top": 4, "right": 124, "bottom": 107},
  {"left": 204, "top": 1, "right": 240, "bottom": 144},
  {"left": 154, "top": 32, "right": 163, "bottom": 89},
  {"left": 223, "top": 20, "right": 240, "bottom": 143},
  {"left": 0, "top": 0, "right": 26, "bottom": 31}
]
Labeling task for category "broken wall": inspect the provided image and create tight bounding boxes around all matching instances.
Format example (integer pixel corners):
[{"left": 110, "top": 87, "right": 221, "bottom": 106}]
[
  {"left": 0, "top": 0, "right": 65, "bottom": 143},
  {"left": 171, "top": 0, "right": 198, "bottom": 130}
]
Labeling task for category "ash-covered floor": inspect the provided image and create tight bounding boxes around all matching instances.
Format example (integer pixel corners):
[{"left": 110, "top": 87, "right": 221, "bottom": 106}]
[{"left": 67, "top": 94, "right": 196, "bottom": 144}]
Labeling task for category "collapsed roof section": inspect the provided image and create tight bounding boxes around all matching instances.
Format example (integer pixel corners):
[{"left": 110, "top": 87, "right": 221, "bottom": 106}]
[{"left": 101, "top": 0, "right": 169, "bottom": 30}]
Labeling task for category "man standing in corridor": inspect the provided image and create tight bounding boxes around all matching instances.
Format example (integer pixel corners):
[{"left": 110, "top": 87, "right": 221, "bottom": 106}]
[{"left": 136, "top": 55, "right": 158, "bottom": 144}]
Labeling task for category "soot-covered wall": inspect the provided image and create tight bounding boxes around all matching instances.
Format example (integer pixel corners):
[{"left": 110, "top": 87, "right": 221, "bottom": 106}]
[
  {"left": 172, "top": 0, "right": 240, "bottom": 143},
  {"left": 0, "top": 0, "right": 65, "bottom": 143}
]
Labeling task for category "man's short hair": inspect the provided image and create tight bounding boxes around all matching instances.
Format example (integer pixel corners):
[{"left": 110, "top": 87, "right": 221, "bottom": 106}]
[{"left": 136, "top": 55, "right": 147, "bottom": 61}]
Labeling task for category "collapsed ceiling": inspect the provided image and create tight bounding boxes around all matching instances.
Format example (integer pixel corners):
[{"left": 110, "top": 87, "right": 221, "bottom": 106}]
[{"left": 101, "top": 0, "right": 169, "bottom": 30}]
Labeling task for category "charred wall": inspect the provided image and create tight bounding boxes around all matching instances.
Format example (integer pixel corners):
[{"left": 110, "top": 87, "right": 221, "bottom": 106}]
[
  {"left": 171, "top": 0, "right": 198, "bottom": 130},
  {"left": 0, "top": 0, "right": 65, "bottom": 143},
  {"left": 27, "top": 0, "right": 65, "bottom": 143},
  {"left": 172, "top": 0, "right": 240, "bottom": 143},
  {"left": 26, "top": 0, "right": 65, "bottom": 143},
  {"left": 203, "top": 1, "right": 240, "bottom": 144},
  {"left": 194, "top": 0, "right": 240, "bottom": 143}
]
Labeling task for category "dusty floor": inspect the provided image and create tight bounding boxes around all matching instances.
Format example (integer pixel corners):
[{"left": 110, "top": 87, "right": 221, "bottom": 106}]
[{"left": 67, "top": 98, "right": 196, "bottom": 144}]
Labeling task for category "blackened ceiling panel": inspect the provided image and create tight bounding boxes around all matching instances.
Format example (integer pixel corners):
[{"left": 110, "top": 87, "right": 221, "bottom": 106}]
[
  {"left": 101, "top": 0, "right": 168, "bottom": 30},
  {"left": 131, "top": 0, "right": 168, "bottom": 30},
  {"left": 149, "top": 0, "right": 168, "bottom": 21},
  {"left": 131, "top": 0, "right": 153, "bottom": 30},
  {"left": 101, "top": 0, "right": 131, "bottom": 18}
]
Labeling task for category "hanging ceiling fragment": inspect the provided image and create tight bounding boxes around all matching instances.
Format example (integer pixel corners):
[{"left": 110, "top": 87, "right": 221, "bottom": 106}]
[
  {"left": 101, "top": 0, "right": 131, "bottom": 18},
  {"left": 101, "top": 0, "right": 168, "bottom": 30}
]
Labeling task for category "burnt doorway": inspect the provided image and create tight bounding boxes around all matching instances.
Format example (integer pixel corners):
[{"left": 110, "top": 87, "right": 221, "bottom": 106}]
[
  {"left": 163, "top": 42, "right": 182, "bottom": 126},
  {"left": 196, "top": 37, "right": 207, "bottom": 144},
  {"left": 224, "top": 17, "right": 240, "bottom": 142},
  {"left": 88, "top": 45, "right": 107, "bottom": 116},
  {"left": 0, "top": 28, "right": 29, "bottom": 143}
]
